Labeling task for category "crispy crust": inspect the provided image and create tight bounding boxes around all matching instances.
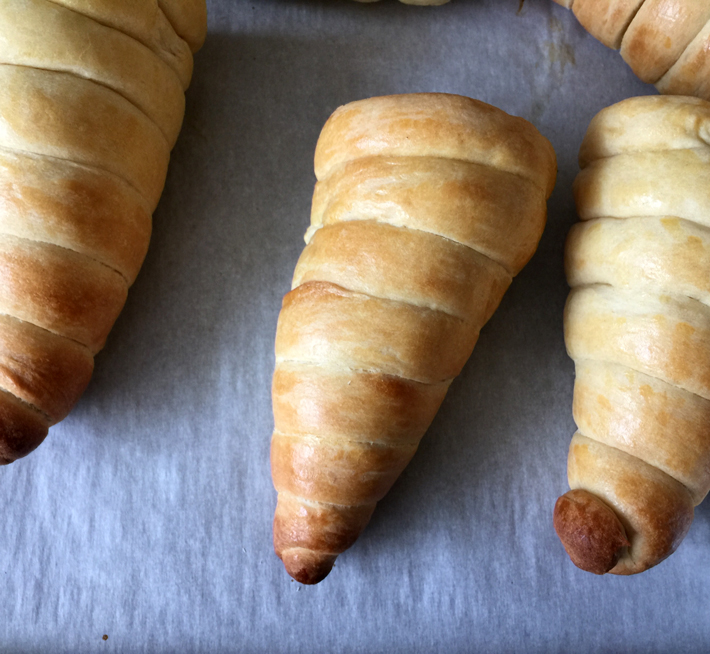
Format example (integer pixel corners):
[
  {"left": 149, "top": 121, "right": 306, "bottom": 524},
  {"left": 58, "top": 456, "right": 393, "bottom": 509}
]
[{"left": 557, "top": 0, "right": 710, "bottom": 101}]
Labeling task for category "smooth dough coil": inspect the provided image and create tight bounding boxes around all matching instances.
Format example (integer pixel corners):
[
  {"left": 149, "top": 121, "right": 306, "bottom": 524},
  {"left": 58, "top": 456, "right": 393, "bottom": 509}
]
[
  {"left": 553, "top": 0, "right": 710, "bottom": 102},
  {"left": 555, "top": 94, "right": 710, "bottom": 575},
  {"left": 0, "top": 0, "right": 206, "bottom": 464},
  {"left": 271, "top": 93, "right": 557, "bottom": 584}
]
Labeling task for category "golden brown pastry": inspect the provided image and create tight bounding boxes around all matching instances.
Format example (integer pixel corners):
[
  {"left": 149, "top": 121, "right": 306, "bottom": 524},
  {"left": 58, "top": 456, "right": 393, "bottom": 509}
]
[
  {"left": 271, "top": 93, "right": 557, "bottom": 584},
  {"left": 553, "top": 0, "right": 710, "bottom": 101},
  {"left": 555, "top": 94, "right": 710, "bottom": 575},
  {"left": 0, "top": 0, "right": 206, "bottom": 464}
]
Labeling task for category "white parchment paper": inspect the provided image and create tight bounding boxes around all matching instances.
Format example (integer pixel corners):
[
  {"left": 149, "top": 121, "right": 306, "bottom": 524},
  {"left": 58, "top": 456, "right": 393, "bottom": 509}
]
[{"left": 1, "top": 1, "right": 709, "bottom": 652}]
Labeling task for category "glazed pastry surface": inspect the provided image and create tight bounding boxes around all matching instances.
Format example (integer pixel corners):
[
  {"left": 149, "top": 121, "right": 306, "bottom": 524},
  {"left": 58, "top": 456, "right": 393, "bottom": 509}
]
[{"left": 271, "top": 93, "right": 557, "bottom": 584}]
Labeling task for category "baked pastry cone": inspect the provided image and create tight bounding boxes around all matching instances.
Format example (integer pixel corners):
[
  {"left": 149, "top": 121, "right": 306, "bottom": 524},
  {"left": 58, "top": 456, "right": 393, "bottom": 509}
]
[
  {"left": 553, "top": 0, "right": 710, "bottom": 101},
  {"left": 555, "top": 95, "right": 710, "bottom": 575},
  {"left": 271, "top": 93, "right": 557, "bottom": 584},
  {"left": 0, "top": 0, "right": 206, "bottom": 464}
]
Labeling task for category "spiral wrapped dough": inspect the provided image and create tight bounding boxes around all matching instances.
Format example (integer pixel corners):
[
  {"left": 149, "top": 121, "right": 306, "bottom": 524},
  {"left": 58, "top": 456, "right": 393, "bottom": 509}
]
[
  {"left": 271, "top": 93, "right": 557, "bottom": 584},
  {"left": 555, "top": 95, "right": 710, "bottom": 574},
  {"left": 0, "top": 0, "right": 206, "bottom": 464},
  {"left": 553, "top": 0, "right": 710, "bottom": 102}
]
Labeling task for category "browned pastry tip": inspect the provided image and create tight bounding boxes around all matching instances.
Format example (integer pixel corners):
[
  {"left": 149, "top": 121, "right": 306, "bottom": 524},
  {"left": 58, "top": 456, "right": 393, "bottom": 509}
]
[
  {"left": 0, "top": 391, "right": 51, "bottom": 465},
  {"left": 273, "top": 492, "right": 376, "bottom": 584},
  {"left": 278, "top": 548, "right": 338, "bottom": 586},
  {"left": 554, "top": 489, "right": 630, "bottom": 575}
]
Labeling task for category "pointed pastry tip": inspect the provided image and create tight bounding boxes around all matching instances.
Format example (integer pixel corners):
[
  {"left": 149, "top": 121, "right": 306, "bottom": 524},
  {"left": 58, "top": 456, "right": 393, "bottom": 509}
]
[
  {"left": 0, "top": 392, "right": 50, "bottom": 466},
  {"left": 554, "top": 489, "right": 630, "bottom": 575},
  {"left": 279, "top": 548, "right": 337, "bottom": 585}
]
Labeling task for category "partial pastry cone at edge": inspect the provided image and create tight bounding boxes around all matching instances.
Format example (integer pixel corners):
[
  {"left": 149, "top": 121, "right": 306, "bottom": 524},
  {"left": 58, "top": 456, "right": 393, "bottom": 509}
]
[
  {"left": 0, "top": 0, "right": 207, "bottom": 464},
  {"left": 271, "top": 93, "right": 557, "bottom": 584},
  {"left": 556, "top": 95, "right": 710, "bottom": 575},
  {"left": 553, "top": 0, "right": 710, "bottom": 102}
]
